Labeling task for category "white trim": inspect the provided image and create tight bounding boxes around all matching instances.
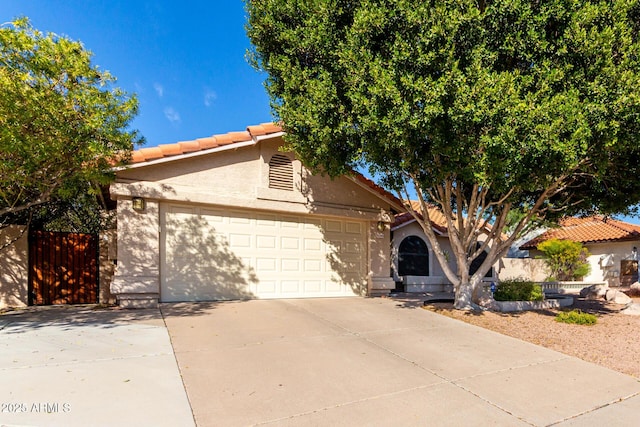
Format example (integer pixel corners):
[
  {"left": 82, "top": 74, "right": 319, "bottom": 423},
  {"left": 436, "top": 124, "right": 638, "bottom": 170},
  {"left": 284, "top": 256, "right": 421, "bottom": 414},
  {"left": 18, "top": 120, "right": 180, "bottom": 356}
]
[{"left": 255, "top": 131, "right": 285, "bottom": 141}]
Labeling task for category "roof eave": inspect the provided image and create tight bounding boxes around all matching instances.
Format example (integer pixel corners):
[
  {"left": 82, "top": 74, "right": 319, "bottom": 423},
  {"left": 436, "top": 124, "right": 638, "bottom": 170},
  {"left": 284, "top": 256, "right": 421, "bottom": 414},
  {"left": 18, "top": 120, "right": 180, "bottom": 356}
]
[{"left": 112, "top": 131, "right": 285, "bottom": 172}]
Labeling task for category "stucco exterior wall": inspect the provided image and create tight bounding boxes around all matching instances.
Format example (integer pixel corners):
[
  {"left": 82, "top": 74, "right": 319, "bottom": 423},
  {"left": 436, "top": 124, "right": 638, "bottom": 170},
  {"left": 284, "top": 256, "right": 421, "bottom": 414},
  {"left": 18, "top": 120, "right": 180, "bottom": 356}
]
[
  {"left": 110, "top": 199, "right": 161, "bottom": 307},
  {"left": 110, "top": 138, "right": 397, "bottom": 306},
  {"left": 498, "top": 258, "right": 549, "bottom": 282},
  {"left": 99, "top": 229, "right": 117, "bottom": 304},
  {"left": 0, "top": 226, "right": 29, "bottom": 308},
  {"left": 527, "top": 240, "right": 640, "bottom": 286}
]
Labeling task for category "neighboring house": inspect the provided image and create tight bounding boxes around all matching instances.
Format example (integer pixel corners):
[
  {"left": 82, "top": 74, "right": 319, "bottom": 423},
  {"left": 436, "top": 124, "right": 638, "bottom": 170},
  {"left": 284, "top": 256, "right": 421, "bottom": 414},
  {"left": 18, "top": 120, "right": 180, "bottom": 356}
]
[
  {"left": 109, "top": 123, "right": 402, "bottom": 308},
  {"left": 519, "top": 216, "right": 640, "bottom": 286},
  {"left": 390, "top": 203, "right": 498, "bottom": 293}
]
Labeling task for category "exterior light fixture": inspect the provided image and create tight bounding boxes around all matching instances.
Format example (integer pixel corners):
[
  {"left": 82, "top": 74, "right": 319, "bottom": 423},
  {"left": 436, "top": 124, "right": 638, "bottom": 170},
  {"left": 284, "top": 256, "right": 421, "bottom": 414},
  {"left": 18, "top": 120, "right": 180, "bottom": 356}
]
[
  {"left": 633, "top": 246, "right": 638, "bottom": 260},
  {"left": 377, "top": 221, "right": 386, "bottom": 232},
  {"left": 132, "top": 197, "right": 146, "bottom": 212}
]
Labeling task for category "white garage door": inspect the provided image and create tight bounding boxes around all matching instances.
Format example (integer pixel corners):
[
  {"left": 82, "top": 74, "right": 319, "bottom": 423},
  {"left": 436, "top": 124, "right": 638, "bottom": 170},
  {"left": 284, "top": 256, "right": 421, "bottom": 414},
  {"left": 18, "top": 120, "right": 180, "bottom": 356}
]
[{"left": 160, "top": 204, "right": 367, "bottom": 302}]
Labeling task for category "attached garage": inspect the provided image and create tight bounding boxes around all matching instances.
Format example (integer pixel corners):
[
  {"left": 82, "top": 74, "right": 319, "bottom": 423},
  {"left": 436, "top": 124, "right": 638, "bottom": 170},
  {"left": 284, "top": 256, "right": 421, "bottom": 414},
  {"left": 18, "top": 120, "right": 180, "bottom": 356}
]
[
  {"left": 110, "top": 123, "right": 400, "bottom": 308},
  {"left": 161, "top": 204, "right": 366, "bottom": 301}
]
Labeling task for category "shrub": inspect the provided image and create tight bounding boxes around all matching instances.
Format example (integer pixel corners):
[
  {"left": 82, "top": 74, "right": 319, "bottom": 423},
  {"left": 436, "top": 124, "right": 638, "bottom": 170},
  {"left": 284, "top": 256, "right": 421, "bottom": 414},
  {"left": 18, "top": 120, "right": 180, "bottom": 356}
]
[
  {"left": 555, "top": 310, "right": 598, "bottom": 325},
  {"left": 537, "top": 238, "right": 591, "bottom": 281},
  {"left": 493, "top": 278, "right": 544, "bottom": 301}
]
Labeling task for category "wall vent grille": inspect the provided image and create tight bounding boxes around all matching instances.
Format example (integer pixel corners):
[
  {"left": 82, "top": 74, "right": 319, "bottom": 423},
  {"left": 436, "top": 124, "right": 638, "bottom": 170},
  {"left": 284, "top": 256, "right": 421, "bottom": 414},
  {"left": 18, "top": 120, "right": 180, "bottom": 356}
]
[{"left": 269, "top": 154, "right": 294, "bottom": 191}]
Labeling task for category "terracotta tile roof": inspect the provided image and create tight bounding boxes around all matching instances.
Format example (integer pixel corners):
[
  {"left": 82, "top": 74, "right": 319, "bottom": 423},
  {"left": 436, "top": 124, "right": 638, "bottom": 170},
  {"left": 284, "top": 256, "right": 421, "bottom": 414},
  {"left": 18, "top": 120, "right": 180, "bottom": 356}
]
[
  {"left": 129, "top": 122, "right": 283, "bottom": 164},
  {"left": 520, "top": 216, "right": 640, "bottom": 249},
  {"left": 392, "top": 202, "right": 448, "bottom": 234}
]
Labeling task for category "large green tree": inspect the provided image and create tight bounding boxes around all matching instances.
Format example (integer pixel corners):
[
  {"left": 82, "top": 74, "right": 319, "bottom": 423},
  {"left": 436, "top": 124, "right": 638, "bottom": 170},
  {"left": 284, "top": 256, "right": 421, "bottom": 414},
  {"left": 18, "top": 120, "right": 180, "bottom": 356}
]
[
  {"left": 0, "top": 18, "right": 141, "bottom": 239},
  {"left": 246, "top": 0, "right": 640, "bottom": 309}
]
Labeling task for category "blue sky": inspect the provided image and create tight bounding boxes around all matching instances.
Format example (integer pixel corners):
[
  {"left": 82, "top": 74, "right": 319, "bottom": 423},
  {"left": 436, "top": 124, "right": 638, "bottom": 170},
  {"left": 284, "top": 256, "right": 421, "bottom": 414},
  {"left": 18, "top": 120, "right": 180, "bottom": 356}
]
[
  {"left": 3, "top": 1, "right": 639, "bottom": 224},
  {"left": 1, "top": 0, "right": 273, "bottom": 147}
]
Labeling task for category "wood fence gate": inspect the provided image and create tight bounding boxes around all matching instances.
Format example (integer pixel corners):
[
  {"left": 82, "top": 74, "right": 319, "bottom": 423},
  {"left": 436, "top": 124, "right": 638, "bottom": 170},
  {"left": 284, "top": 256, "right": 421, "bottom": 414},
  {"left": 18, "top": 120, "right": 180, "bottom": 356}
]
[{"left": 29, "top": 230, "right": 98, "bottom": 305}]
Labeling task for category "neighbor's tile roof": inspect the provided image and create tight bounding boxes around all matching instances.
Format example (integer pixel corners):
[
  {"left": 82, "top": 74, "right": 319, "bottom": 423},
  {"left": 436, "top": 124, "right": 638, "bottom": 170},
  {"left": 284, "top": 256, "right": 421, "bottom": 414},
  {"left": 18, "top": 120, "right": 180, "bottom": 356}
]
[
  {"left": 130, "top": 122, "right": 283, "bottom": 163},
  {"left": 520, "top": 216, "right": 640, "bottom": 249}
]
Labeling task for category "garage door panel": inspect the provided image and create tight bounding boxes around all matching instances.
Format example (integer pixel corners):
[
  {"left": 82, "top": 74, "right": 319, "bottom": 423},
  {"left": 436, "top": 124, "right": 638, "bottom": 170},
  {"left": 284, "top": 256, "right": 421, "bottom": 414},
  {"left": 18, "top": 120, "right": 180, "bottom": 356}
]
[
  {"left": 304, "top": 218, "right": 322, "bottom": 229},
  {"left": 229, "top": 233, "right": 251, "bottom": 248},
  {"left": 256, "top": 235, "right": 276, "bottom": 249},
  {"left": 304, "top": 259, "right": 322, "bottom": 272},
  {"left": 281, "top": 216, "right": 301, "bottom": 228},
  {"left": 162, "top": 205, "right": 366, "bottom": 301},
  {"left": 256, "top": 258, "right": 277, "bottom": 271},
  {"left": 280, "top": 237, "right": 300, "bottom": 250},
  {"left": 325, "top": 280, "right": 343, "bottom": 292},
  {"left": 256, "top": 214, "right": 277, "bottom": 226},
  {"left": 325, "top": 220, "right": 342, "bottom": 232},
  {"left": 345, "top": 222, "right": 362, "bottom": 234},
  {"left": 304, "top": 238, "right": 322, "bottom": 251},
  {"left": 281, "top": 259, "right": 300, "bottom": 272}
]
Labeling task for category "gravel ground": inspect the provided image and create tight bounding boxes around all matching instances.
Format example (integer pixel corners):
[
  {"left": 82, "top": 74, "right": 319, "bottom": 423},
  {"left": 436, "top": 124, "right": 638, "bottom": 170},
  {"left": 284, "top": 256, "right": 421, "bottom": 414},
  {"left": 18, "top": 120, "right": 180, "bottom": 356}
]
[{"left": 423, "top": 294, "right": 640, "bottom": 379}]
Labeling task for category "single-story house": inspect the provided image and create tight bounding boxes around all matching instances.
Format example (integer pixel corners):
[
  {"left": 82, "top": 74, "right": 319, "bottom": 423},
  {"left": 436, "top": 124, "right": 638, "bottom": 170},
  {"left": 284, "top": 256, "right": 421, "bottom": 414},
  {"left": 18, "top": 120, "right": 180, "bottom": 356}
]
[
  {"left": 391, "top": 202, "right": 498, "bottom": 293},
  {"left": 519, "top": 216, "right": 640, "bottom": 286},
  {"left": 109, "top": 123, "right": 403, "bottom": 308}
]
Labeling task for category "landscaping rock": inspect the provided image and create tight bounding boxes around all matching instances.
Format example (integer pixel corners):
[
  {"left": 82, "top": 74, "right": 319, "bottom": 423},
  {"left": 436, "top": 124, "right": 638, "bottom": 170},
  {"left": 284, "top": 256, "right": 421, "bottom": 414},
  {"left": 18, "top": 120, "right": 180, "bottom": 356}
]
[
  {"left": 629, "top": 282, "right": 640, "bottom": 296},
  {"left": 621, "top": 303, "right": 640, "bottom": 316},
  {"left": 580, "top": 284, "right": 608, "bottom": 300},
  {"left": 605, "top": 289, "right": 632, "bottom": 305},
  {"left": 477, "top": 296, "right": 499, "bottom": 311}
]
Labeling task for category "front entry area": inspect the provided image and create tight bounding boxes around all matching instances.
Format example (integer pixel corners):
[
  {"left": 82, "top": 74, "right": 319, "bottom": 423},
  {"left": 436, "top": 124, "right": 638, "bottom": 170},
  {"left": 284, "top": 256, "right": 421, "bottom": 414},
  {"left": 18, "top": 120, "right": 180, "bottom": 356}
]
[{"left": 160, "top": 204, "right": 367, "bottom": 302}]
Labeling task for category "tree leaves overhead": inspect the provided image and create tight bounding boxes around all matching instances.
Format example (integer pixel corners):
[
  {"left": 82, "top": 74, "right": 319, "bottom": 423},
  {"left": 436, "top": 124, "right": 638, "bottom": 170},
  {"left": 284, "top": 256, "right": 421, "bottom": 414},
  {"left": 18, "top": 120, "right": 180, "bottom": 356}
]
[
  {"left": 247, "top": 0, "right": 640, "bottom": 217},
  {"left": 248, "top": 1, "right": 640, "bottom": 309},
  {"left": 0, "top": 18, "right": 142, "bottom": 225}
]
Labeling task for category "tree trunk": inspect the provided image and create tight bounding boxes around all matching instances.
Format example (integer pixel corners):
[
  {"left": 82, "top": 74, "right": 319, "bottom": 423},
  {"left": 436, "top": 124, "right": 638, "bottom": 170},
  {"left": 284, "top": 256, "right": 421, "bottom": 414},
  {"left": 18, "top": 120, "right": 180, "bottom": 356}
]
[{"left": 454, "top": 279, "right": 484, "bottom": 310}]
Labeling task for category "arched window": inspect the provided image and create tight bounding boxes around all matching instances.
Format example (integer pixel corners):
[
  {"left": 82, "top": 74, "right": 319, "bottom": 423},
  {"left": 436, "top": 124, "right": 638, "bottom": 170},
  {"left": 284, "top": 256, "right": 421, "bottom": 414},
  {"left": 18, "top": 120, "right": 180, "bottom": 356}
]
[
  {"left": 469, "top": 243, "right": 493, "bottom": 278},
  {"left": 398, "top": 236, "right": 429, "bottom": 276},
  {"left": 268, "top": 154, "right": 294, "bottom": 191}
]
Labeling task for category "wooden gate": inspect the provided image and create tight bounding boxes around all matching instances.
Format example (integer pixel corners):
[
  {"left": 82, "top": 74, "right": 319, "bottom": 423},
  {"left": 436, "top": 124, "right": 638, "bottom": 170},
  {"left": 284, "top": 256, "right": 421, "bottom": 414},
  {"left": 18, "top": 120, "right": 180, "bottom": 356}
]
[{"left": 29, "top": 231, "right": 98, "bottom": 305}]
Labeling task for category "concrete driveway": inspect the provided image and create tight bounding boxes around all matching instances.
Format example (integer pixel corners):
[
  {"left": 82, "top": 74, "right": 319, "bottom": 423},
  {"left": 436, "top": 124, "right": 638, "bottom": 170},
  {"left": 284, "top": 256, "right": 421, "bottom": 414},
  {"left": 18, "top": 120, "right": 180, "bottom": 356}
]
[
  {"left": 161, "top": 297, "right": 640, "bottom": 426},
  {"left": 0, "top": 306, "right": 194, "bottom": 427}
]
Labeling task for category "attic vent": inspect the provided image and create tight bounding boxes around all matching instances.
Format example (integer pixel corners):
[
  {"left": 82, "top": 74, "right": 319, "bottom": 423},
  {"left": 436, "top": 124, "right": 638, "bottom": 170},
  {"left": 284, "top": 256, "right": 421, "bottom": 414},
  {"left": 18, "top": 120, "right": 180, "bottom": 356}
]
[{"left": 269, "top": 154, "right": 294, "bottom": 191}]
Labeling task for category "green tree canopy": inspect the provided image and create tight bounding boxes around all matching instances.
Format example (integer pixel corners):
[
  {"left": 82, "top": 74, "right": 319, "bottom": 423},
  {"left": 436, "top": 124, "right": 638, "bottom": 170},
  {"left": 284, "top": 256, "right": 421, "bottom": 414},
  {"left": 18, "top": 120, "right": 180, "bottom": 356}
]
[
  {"left": 0, "top": 18, "right": 141, "bottom": 234},
  {"left": 246, "top": 0, "right": 640, "bottom": 309}
]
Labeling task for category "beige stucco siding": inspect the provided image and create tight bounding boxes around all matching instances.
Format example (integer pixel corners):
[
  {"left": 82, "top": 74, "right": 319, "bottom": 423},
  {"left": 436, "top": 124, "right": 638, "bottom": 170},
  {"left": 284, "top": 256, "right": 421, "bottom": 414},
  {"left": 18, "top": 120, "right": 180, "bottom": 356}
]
[
  {"left": 110, "top": 137, "right": 397, "bottom": 306},
  {"left": 117, "top": 143, "right": 262, "bottom": 201},
  {"left": 0, "top": 225, "right": 29, "bottom": 308},
  {"left": 112, "top": 138, "right": 390, "bottom": 221}
]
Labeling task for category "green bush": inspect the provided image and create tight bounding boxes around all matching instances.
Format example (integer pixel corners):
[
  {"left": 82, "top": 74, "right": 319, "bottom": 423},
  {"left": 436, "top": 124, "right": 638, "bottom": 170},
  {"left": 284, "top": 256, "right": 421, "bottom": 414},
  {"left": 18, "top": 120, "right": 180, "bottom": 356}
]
[
  {"left": 555, "top": 310, "right": 598, "bottom": 325},
  {"left": 493, "top": 278, "right": 544, "bottom": 301},
  {"left": 537, "top": 238, "right": 591, "bottom": 281}
]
